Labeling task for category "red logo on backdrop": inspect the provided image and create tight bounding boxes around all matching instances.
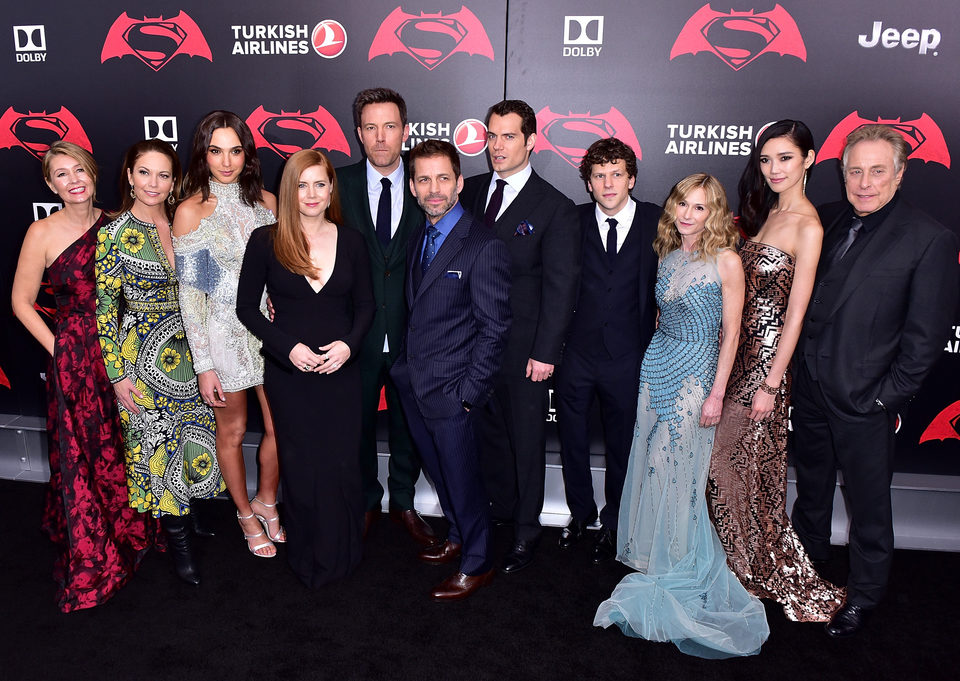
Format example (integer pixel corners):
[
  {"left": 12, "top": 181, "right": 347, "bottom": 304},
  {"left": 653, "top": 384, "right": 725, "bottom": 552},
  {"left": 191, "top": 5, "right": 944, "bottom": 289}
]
[
  {"left": 533, "top": 107, "right": 642, "bottom": 168},
  {"left": 0, "top": 107, "right": 92, "bottom": 160},
  {"left": 101, "top": 11, "right": 212, "bottom": 71},
  {"left": 670, "top": 4, "right": 806, "bottom": 71},
  {"left": 246, "top": 106, "right": 351, "bottom": 159},
  {"left": 312, "top": 20, "right": 347, "bottom": 58},
  {"left": 816, "top": 112, "right": 951, "bottom": 169},
  {"left": 919, "top": 401, "right": 960, "bottom": 443},
  {"left": 368, "top": 6, "right": 494, "bottom": 70},
  {"left": 454, "top": 119, "right": 487, "bottom": 156}
]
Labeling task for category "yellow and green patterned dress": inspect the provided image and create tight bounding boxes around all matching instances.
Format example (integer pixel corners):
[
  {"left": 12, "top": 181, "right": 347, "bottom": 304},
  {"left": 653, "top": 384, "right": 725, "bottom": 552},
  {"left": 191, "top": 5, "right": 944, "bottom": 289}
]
[{"left": 96, "top": 211, "right": 223, "bottom": 517}]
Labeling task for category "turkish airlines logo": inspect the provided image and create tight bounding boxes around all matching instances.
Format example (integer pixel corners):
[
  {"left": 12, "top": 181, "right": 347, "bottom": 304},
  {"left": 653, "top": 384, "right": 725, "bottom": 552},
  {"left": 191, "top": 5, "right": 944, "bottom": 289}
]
[
  {"left": 312, "top": 19, "right": 347, "bottom": 58},
  {"left": 533, "top": 106, "right": 642, "bottom": 168},
  {"left": 246, "top": 106, "right": 351, "bottom": 159},
  {"left": 101, "top": 11, "right": 213, "bottom": 71},
  {"left": 368, "top": 6, "right": 494, "bottom": 70},
  {"left": 817, "top": 112, "right": 951, "bottom": 169},
  {"left": 144, "top": 116, "right": 178, "bottom": 147},
  {"left": 453, "top": 119, "right": 487, "bottom": 156},
  {"left": 0, "top": 106, "right": 93, "bottom": 160},
  {"left": 670, "top": 4, "right": 806, "bottom": 71},
  {"left": 33, "top": 202, "right": 62, "bottom": 221}
]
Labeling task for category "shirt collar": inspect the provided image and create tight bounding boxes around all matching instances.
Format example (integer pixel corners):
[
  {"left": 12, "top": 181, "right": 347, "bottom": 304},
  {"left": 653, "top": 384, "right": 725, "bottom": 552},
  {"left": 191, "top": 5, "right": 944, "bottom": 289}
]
[
  {"left": 595, "top": 198, "right": 636, "bottom": 228},
  {"left": 429, "top": 201, "right": 464, "bottom": 237},
  {"left": 365, "top": 158, "right": 404, "bottom": 191},
  {"left": 851, "top": 191, "right": 899, "bottom": 233},
  {"left": 493, "top": 162, "right": 533, "bottom": 193}
]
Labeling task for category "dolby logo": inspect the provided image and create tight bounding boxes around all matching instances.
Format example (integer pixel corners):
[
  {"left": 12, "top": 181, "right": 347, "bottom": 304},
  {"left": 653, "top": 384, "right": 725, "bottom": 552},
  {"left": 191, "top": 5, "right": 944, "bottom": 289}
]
[
  {"left": 563, "top": 16, "right": 603, "bottom": 57},
  {"left": 33, "top": 202, "right": 62, "bottom": 221},
  {"left": 13, "top": 25, "right": 47, "bottom": 62},
  {"left": 144, "top": 116, "right": 178, "bottom": 148}
]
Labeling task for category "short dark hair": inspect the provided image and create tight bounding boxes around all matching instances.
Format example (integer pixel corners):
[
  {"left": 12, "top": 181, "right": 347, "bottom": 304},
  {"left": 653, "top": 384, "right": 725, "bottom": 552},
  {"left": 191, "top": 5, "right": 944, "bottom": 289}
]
[
  {"left": 578, "top": 137, "right": 637, "bottom": 184},
  {"left": 352, "top": 87, "right": 408, "bottom": 128},
  {"left": 487, "top": 100, "right": 537, "bottom": 140},
  {"left": 408, "top": 139, "right": 461, "bottom": 179}
]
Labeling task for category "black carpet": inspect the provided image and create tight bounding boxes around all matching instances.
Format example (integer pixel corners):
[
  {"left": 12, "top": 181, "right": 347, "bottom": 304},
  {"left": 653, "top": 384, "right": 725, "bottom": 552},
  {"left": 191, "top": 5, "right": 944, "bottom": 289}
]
[{"left": 1, "top": 478, "right": 956, "bottom": 681}]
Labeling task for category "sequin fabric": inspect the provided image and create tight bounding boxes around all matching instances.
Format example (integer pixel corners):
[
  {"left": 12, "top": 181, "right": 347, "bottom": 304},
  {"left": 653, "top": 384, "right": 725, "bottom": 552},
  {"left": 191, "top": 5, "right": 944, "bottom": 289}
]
[
  {"left": 173, "top": 180, "right": 273, "bottom": 391},
  {"left": 708, "top": 240, "right": 844, "bottom": 622}
]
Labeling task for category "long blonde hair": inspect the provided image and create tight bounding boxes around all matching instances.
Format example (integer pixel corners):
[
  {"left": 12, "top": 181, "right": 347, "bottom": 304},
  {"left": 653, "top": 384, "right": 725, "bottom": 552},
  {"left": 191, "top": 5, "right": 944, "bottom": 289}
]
[
  {"left": 273, "top": 149, "right": 343, "bottom": 277},
  {"left": 653, "top": 173, "right": 737, "bottom": 260}
]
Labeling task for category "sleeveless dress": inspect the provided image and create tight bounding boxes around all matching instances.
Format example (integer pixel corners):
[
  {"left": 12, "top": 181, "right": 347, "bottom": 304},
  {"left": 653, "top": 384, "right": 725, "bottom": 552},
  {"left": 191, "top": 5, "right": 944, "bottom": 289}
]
[
  {"left": 594, "top": 249, "right": 769, "bottom": 658},
  {"left": 96, "top": 211, "right": 224, "bottom": 517},
  {"left": 708, "top": 240, "right": 844, "bottom": 621},
  {"left": 42, "top": 216, "right": 155, "bottom": 612},
  {"left": 172, "top": 181, "right": 274, "bottom": 391}
]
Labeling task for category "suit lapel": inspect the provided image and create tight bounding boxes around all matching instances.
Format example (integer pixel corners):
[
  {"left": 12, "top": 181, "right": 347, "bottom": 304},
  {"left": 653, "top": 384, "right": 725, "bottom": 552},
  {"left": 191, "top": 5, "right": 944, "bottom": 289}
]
[
  {"left": 494, "top": 170, "right": 545, "bottom": 239},
  {"left": 414, "top": 214, "right": 469, "bottom": 302}
]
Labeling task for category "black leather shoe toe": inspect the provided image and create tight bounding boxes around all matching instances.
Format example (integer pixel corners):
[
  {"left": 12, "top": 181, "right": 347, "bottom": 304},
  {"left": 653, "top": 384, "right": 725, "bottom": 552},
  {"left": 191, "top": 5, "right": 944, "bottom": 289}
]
[
  {"left": 500, "top": 540, "right": 538, "bottom": 574},
  {"left": 825, "top": 603, "right": 869, "bottom": 638}
]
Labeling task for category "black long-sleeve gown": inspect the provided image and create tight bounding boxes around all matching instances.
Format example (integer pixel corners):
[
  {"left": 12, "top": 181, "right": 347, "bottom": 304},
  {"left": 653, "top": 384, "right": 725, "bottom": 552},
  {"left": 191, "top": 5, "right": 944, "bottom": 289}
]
[{"left": 237, "top": 224, "right": 374, "bottom": 588}]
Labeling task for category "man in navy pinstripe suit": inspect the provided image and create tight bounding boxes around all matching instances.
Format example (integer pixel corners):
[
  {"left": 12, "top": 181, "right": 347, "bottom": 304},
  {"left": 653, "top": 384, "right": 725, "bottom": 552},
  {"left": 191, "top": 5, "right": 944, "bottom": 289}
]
[{"left": 391, "top": 140, "right": 512, "bottom": 601}]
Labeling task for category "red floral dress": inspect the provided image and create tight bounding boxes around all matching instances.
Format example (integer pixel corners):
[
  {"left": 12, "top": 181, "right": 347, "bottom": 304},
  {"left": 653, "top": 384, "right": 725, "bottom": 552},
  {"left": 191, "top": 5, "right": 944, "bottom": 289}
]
[{"left": 42, "top": 216, "right": 157, "bottom": 612}]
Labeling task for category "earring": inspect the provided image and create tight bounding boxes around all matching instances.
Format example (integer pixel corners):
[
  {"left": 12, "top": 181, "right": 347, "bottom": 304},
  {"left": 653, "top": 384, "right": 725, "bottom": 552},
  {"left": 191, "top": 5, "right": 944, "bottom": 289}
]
[
  {"left": 802, "top": 171, "right": 807, "bottom": 195},
  {"left": 167, "top": 193, "right": 176, "bottom": 205},
  {"left": 130, "top": 185, "right": 136, "bottom": 199}
]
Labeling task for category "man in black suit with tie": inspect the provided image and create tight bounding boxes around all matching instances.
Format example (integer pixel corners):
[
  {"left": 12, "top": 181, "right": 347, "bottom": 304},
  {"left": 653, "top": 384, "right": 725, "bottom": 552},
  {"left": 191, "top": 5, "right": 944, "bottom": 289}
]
[
  {"left": 555, "top": 138, "right": 660, "bottom": 563},
  {"left": 461, "top": 100, "right": 580, "bottom": 573},
  {"left": 391, "top": 140, "right": 511, "bottom": 600},
  {"left": 791, "top": 124, "right": 959, "bottom": 637},
  {"left": 337, "top": 88, "right": 436, "bottom": 546}
]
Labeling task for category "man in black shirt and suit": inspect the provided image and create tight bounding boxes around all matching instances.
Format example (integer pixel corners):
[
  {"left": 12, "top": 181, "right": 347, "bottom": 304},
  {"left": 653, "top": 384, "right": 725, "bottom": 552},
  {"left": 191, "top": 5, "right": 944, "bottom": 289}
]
[
  {"left": 338, "top": 88, "right": 435, "bottom": 546},
  {"left": 460, "top": 100, "right": 580, "bottom": 573},
  {"left": 791, "top": 124, "right": 958, "bottom": 637},
  {"left": 555, "top": 138, "right": 660, "bottom": 563}
]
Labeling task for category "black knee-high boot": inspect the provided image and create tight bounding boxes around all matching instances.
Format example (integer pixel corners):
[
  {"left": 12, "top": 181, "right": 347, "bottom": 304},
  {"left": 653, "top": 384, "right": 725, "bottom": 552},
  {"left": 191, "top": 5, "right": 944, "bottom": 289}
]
[
  {"left": 160, "top": 515, "right": 201, "bottom": 585},
  {"left": 189, "top": 500, "right": 216, "bottom": 538}
]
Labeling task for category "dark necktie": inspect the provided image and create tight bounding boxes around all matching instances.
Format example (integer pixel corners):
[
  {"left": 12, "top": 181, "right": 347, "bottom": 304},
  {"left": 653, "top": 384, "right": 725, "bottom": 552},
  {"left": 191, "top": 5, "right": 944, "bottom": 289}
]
[
  {"left": 375, "top": 177, "right": 392, "bottom": 248},
  {"left": 830, "top": 216, "right": 863, "bottom": 266},
  {"left": 605, "top": 218, "right": 618, "bottom": 265},
  {"left": 484, "top": 179, "right": 507, "bottom": 229},
  {"left": 421, "top": 225, "right": 440, "bottom": 276}
]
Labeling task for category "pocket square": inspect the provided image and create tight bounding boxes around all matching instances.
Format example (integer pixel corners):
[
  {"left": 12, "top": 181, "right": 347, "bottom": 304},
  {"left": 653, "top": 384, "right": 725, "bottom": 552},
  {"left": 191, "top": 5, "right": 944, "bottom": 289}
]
[
  {"left": 444, "top": 270, "right": 462, "bottom": 279},
  {"left": 514, "top": 220, "right": 535, "bottom": 236}
]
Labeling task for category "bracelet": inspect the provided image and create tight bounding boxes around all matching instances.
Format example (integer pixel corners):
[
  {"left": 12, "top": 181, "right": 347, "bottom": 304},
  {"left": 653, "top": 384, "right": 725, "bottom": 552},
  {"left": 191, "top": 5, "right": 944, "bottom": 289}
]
[{"left": 758, "top": 381, "right": 779, "bottom": 395}]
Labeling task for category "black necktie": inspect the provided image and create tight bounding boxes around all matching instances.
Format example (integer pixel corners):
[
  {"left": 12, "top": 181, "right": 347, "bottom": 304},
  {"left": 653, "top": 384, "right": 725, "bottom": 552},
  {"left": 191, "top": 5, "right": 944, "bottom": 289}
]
[
  {"left": 484, "top": 179, "right": 507, "bottom": 229},
  {"left": 605, "top": 218, "right": 618, "bottom": 265},
  {"left": 421, "top": 225, "right": 440, "bottom": 276},
  {"left": 376, "top": 177, "right": 392, "bottom": 248},
  {"left": 830, "top": 216, "right": 863, "bottom": 266}
]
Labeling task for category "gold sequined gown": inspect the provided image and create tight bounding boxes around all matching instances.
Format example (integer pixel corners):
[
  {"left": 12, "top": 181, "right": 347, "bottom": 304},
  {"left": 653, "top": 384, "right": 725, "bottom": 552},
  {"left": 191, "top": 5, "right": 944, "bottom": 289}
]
[{"left": 708, "top": 240, "right": 844, "bottom": 622}]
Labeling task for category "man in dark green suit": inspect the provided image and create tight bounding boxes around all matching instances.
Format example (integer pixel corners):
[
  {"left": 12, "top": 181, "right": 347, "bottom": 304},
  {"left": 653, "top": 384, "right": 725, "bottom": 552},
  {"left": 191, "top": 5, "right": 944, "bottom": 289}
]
[{"left": 338, "top": 88, "right": 436, "bottom": 546}]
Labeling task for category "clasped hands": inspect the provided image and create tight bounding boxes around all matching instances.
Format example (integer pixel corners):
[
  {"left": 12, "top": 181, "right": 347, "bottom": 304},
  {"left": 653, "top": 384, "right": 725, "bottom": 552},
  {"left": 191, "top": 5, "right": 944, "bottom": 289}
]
[{"left": 289, "top": 340, "right": 350, "bottom": 374}]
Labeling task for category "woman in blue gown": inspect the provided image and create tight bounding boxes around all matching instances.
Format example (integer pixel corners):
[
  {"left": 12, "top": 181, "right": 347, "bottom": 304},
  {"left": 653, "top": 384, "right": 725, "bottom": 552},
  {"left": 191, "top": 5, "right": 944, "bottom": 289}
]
[{"left": 594, "top": 173, "right": 769, "bottom": 658}]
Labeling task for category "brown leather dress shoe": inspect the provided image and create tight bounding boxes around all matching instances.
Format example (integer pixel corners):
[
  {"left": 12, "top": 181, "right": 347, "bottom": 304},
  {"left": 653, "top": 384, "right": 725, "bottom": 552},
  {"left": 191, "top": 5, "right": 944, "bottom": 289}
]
[
  {"left": 390, "top": 508, "right": 441, "bottom": 547},
  {"left": 430, "top": 569, "right": 495, "bottom": 601},
  {"left": 419, "top": 540, "right": 462, "bottom": 564}
]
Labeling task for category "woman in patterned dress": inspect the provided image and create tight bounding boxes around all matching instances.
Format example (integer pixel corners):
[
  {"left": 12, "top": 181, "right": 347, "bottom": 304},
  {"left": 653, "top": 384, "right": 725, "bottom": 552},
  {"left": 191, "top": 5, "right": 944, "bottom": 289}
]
[
  {"left": 173, "top": 111, "right": 282, "bottom": 557},
  {"left": 707, "top": 120, "right": 845, "bottom": 621},
  {"left": 96, "top": 139, "right": 224, "bottom": 584},
  {"left": 12, "top": 141, "right": 155, "bottom": 610}
]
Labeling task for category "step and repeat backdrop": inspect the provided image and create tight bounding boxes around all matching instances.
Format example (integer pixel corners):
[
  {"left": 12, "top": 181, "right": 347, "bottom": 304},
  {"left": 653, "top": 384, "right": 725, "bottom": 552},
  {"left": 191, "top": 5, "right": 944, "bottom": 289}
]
[{"left": 2, "top": 1, "right": 958, "bottom": 475}]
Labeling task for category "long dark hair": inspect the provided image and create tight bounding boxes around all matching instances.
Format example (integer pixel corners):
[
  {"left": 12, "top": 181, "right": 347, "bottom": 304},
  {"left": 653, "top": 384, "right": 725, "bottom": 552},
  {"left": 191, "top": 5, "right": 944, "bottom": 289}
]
[
  {"left": 112, "top": 139, "right": 182, "bottom": 221},
  {"left": 737, "top": 119, "right": 815, "bottom": 236},
  {"left": 182, "top": 110, "right": 264, "bottom": 207}
]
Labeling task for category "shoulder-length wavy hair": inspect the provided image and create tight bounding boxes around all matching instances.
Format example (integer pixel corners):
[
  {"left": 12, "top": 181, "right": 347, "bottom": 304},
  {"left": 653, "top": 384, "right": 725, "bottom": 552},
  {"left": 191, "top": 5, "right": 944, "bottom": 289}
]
[
  {"left": 111, "top": 139, "right": 182, "bottom": 221},
  {"left": 43, "top": 140, "right": 98, "bottom": 201},
  {"left": 654, "top": 173, "right": 737, "bottom": 260},
  {"left": 273, "top": 149, "right": 343, "bottom": 277},
  {"left": 181, "top": 110, "right": 263, "bottom": 207},
  {"left": 737, "top": 119, "right": 815, "bottom": 236}
]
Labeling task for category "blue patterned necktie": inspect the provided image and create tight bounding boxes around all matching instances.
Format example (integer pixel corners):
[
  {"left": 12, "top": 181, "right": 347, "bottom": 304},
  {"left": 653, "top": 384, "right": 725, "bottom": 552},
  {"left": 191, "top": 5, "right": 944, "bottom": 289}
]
[{"left": 421, "top": 225, "right": 440, "bottom": 275}]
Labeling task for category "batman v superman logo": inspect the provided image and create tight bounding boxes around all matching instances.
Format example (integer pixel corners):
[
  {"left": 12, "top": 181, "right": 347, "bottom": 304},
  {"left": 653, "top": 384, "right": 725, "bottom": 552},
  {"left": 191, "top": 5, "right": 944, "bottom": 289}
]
[
  {"left": 0, "top": 107, "right": 92, "bottom": 160},
  {"left": 101, "top": 11, "right": 213, "bottom": 71},
  {"left": 533, "top": 107, "right": 642, "bottom": 168},
  {"left": 817, "top": 112, "right": 951, "bottom": 169},
  {"left": 670, "top": 4, "right": 807, "bottom": 71},
  {"left": 368, "top": 6, "right": 494, "bottom": 70},
  {"left": 246, "top": 106, "right": 351, "bottom": 159}
]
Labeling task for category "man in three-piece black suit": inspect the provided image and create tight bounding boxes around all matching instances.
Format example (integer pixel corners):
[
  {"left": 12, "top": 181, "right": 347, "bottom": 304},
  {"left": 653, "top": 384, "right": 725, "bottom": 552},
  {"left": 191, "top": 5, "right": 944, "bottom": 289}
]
[
  {"left": 791, "top": 124, "right": 959, "bottom": 637},
  {"left": 555, "top": 138, "right": 660, "bottom": 563},
  {"left": 460, "top": 100, "right": 580, "bottom": 573},
  {"left": 391, "top": 140, "right": 511, "bottom": 601},
  {"left": 337, "top": 88, "right": 436, "bottom": 546}
]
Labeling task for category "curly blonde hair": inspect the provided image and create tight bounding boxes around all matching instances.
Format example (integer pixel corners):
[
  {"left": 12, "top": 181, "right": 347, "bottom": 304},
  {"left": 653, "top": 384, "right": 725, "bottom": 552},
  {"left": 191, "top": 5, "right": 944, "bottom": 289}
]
[{"left": 653, "top": 173, "right": 737, "bottom": 260}]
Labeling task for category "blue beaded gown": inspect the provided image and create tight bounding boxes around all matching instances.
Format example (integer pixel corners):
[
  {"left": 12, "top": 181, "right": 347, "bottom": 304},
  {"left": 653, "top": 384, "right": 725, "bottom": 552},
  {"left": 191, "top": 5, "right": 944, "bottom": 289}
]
[{"left": 594, "top": 249, "right": 769, "bottom": 659}]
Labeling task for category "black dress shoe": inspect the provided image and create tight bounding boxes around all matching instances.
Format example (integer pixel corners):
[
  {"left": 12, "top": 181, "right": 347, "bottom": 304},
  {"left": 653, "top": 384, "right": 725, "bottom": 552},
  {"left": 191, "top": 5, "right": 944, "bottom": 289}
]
[
  {"left": 825, "top": 603, "right": 870, "bottom": 638},
  {"left": 591, "top": 528, "right": 616, "bottom": 564},
  {"left": 501, "top": 539, "right": 538, "bottom": 574},
  {"left": 558, "top": 514, "right": 596, "bottom": 549}
]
